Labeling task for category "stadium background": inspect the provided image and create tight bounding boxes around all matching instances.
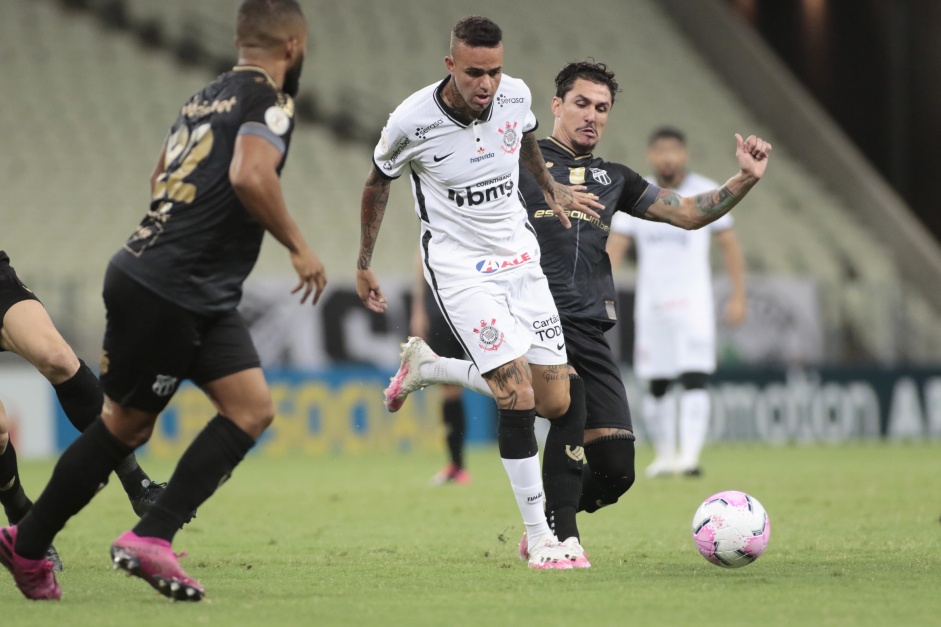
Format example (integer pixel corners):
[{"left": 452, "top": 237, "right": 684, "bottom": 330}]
[{"left": 1, "top": 0, "right": 939, "bottom": 457}]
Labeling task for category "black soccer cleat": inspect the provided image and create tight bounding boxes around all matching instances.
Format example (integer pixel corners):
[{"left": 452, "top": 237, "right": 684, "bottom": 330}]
[
  {"left": 46, "top": 544, "right": 63, "bottom": 572},
  {"left": 130, "top": 481, "right": 196, "bottom": 524}
]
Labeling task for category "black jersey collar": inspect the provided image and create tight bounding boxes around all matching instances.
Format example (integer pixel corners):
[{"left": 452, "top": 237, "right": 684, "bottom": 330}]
[
  {"left": 547, "top": 136, "right": 593, "bottom": 161},
  {"left": 233, "top": 65, "right": 280, "bottom": 90},
  {"left": 434, "top": 76, "right": 495, "bottom": 128}
]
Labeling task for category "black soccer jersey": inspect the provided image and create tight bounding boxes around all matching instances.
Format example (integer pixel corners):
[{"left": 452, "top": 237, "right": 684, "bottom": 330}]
[
  {"left": 520, "top": 137, "right": 658, "bottom": 328},
  {"left": 110, "top": 66, "right": 295, "bottom": 315}
]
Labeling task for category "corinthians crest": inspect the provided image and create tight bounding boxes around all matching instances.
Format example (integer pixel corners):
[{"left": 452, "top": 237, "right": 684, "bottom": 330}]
[
  {"left": 474, "top": 318, "right": 505, "bottom": 351},
  {"left": 497, "top": 121, "right": 520, "bottom": 154}
]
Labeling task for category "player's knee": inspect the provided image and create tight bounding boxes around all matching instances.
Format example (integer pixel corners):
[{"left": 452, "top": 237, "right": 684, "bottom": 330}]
[
  {"left": 229, "top": 399, "right": 275, "bottom": 437},
  {"left": 537, "top": 394, "right": 569, "bottom": 419},
  {"left": 680, "top": 371, "right": 709, "bottom": 390},
  {"left": 649, "top": 378, "right": 671, "bottom": 398},
  {"left": 33, "top": 342, "right": 79, "bottom": 384},
  {"left": 584, "top": 433, "right": 636, "bottom": 510}
]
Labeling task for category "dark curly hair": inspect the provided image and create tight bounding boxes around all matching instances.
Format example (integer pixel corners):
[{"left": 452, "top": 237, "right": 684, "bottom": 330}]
[
  {"left": 451, "top": 16, "right": 503, "bottom": 50},
  {"left": 555, "top": 60, "right": 621, "bottom": 104},
  {"left": 648, "top": 126, "right": 687, "bottom": 146}
]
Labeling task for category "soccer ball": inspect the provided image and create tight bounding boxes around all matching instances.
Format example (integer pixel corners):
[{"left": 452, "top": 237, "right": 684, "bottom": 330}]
[{"left": 691, "top": 490, "right": 770, "bottom": 568}]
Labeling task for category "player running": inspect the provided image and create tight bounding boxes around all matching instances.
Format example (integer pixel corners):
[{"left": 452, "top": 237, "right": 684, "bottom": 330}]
[
  {"left": 383, "top": 60, "right": 771, "bottom": 556},
  {"left": 0, "top": 0, "right": 324, "bottom": 601},
  {"left": 356, "top": 17, "right": 604, "bottom": 569},
  {"left": 0, "top": 251, "right": 171, "bottom": 572}
]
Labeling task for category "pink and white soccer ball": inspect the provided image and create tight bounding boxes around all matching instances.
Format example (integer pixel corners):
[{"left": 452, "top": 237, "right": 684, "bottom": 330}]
[{"left": 691, "top": 490, "right": 770, "bottom": 568}]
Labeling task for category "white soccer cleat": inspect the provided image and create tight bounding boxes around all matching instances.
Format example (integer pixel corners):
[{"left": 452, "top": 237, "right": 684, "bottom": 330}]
[
  {"left": 559, "top": 537, "right": 591, "bottom": 568},
  {"left": 384, "top": 336, "right": 438, "bottom": 413},
  {"left": 645, "top": 456, "right": 677, "bottom": 478},
  {"left": 526, "top": 534, "right": 575, "bottom": 570}
]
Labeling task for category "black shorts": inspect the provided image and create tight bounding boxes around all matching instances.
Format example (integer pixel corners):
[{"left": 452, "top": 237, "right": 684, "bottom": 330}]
[
  {"left": 100, "top": 264, "right": 261, "bottom": 413},
  {"left": 0, "top": 254, "right": 41, "bottom": 350},
  {"left": 424, "top": 294, "right": 465, "bottom": 360},
  {"left": 561, "top": 315, "right": 633, "bottom": 431}
]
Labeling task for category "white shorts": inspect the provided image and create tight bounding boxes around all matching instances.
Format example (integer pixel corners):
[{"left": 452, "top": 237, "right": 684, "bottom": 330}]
[
  {"left": 633, "top": 300, "right": 715, "bottom": 379},
  {"left": 431, "top": 265, "right": 567, "bottom": 374}
]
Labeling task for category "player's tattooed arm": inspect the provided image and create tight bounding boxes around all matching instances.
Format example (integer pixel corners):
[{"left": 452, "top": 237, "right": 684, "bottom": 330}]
[
  {"left": 356, "top": 167, "right": 392, "bottom": 312},
  {"left": 643, "top": 133, "right": 771, "bottom": 229},
  {"left": 358, "top": 167, "right": 391, "bottom": 270},
  {"left": 520, "top": 133, "right": 603, "bottom": 228}
]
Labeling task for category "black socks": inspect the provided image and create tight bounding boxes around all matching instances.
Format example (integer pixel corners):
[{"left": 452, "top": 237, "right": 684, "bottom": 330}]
[
  {"left": 497, "top": 408, "right": 538, "bottom": 459},
  {"left": 15, "top": 419, "right": 133, "bottom": 559},
  {"left": 0, "top": 440, "right": 32, "bottom": 524},
  {"left": 443, "top": 398, "right": 466, "bottom": 469},
  {"left": 543, "top": 376, "right": 587, "bottom": 541},
  {"left": 134, "top": 415, "right": 256, "bottom": 542},
  {"left": 578, "top": 433, "right": 636, "bottom": 513}
]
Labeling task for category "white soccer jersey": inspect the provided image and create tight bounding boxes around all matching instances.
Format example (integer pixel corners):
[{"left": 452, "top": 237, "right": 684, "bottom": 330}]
[
  {"left": 373, "top": 75, "right": 540, "bottom": 288},
  {"left": 610, "top": 172, "right": 734, "bottom": 377},
  {"left": 610, "top": 172, "right": 733, "bottom": 309}
]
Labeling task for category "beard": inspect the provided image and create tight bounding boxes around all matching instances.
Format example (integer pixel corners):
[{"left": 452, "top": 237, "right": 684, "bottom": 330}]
[{"left": 283, "top": 54, "right": 304, "bottom": 97}]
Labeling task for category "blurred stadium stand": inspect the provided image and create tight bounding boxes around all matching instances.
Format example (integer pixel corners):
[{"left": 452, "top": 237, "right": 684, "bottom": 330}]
[{"left": 1, "top": 0, "right": 939, "bottom": 364}]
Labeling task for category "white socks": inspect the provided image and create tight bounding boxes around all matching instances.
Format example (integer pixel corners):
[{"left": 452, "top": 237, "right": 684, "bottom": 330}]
[
  {"left": 679, "top": 389, "right": 710, "bottom": 469},
  {"left": 501, "top": 454, "right": 552, "bottom": 543},
  {"left": 421, "top": 357, "right": 491, "bottom": 397},
  {"left": 644, "top": 392, "right": 677, "bottom": 464}
]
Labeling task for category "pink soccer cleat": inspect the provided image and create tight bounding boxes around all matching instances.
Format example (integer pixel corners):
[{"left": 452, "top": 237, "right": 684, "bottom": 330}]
[
  {"left": 110, "top": 531, "right": 204, "bottom": 601},
  {"left": 430, "top": 463, "right": 472, "bottom": 486},
  {"left": 384, "top": 337, "right": 438, "bottom": 412},
  {"left": 525, "top": 534, "right": 575, "bottom": 570},
  {"left": 559, "top": 536, "right": 592, "bottom": 568},
  {"left": 0, "top": 526, "right": 61, "bottom": 600}
]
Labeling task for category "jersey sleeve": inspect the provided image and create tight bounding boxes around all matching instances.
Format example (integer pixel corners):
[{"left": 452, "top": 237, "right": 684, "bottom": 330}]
[
  {"left": 612, "top": 163, "right": 659, "bottom": 218},
  {"left": 520, "top": 81, "right": 538, "bottom": 133},
  {"left": 236, "top": 86, "right": 293, "bottom": 156},
  {"left": 373, "top": 115, "right": 418, "bottom": 179}
]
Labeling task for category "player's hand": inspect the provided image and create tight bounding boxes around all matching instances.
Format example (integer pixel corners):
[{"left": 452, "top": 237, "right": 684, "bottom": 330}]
[
  {"left": 723, "top": 294, "right": 747, "bottom": 327},
  {"left": 735, "top": 134, "right": 772, "bottom": 180},
  {"left": 356, "top": 267, "right": 388, "bottom": 313},
  {"left": 290, "top": 248, "right": 327, "bottom": 305},
  {"left": 543, "top": 183, "right": 604, "bottom": 229}
]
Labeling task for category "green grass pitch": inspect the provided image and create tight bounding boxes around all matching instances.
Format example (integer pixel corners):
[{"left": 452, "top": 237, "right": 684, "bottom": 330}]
[{"left": 4, "top": 442, "right": 939, "bottom": 626}]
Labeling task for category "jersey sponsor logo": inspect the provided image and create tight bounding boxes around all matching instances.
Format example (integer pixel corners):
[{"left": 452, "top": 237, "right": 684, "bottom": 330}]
[
  {"left": 447, "top": 178, "right": 514, "bottom": 207},
  {"left": 498, "top": 121, "right": 520, "bottom": 154},
  {"left": 474, "top": 318, "right": 505, "bottom": 352},
  {"left": 532, "top": 313, "right": 563, "bottom": 342},
  {"left": 475, "top": 251, "right": 532, "bottom": 274},
  {"left": 532, "top": 208, "right": 608, "bottom": 231},
  {"left": 496, "top": 94, "right": 526, "bottom": 107},
  {"left": 433, "top": 152, "right": 454, "bottom": 162},
  {"left": 590, "top": 167, "right": 611, "bottom": 185},
  {"left": 415, "top": 119, "right": 444, "bottom": 139},
  {"left": 152, "top": 374, "right": 179, "bottom": 397},
  {"left": 264, "top": 106, "right": 290, "bottom": 136},
  {"left": 382, "top": 137, "right": 411, "bottom": 171},
  {"left": 470, "top": 146, "right": 496, "bottom": 163}
]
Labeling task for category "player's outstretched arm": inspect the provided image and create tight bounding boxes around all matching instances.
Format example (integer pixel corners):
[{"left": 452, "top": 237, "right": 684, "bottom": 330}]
[
  {"left": 356, "top": 167, "right": 391, "bottom": 313},
  {"left": 230, "top": 134, "right": 327, "bottom": 304},
  {"left": 644, "top": 134, "right": 772, "bottom": 230},
  {"left": 519, "top": 133, "right": 604, "bottom": 228}
]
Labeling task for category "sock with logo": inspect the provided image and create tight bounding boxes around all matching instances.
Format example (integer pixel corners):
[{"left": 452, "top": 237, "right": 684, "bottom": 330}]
[
  {"left": 422, "top": 358, "right": 491, "bottom": 396},
  {"left": 0, "top": 440, "right": 33, "bottom": 524},
  {"left": 443, "top": 397, "right": 466, "bottom": 469},
  {"left": 542, "top": 375, "right": 586, "bottom": 541},
  {"left": 134, "top": 415, "right": 256, "bottom": 542},
  {"left": 498, "top": 408, "right": 551, "bottom": 542},
  {"left": 52, "top": 359, "right": 153, "bottom": 498},
  {"left": 15, "top": 419, "right": 133, "bottom": 559}
]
